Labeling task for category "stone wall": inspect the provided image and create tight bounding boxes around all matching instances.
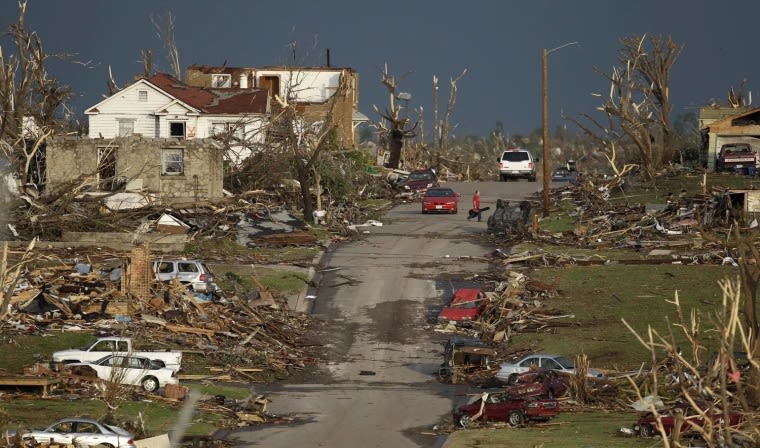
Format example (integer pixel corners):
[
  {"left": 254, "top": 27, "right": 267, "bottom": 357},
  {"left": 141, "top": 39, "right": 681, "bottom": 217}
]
[{"left": 47, "top": 136, "right": 224, "bottom": 203}]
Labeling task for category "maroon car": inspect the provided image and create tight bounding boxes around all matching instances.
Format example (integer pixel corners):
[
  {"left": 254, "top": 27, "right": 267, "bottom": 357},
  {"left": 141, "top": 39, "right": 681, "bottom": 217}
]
[
  {"left": 634, "top": 400, "right": 744, "bottom": 437},
  {"left": 503, "top": 370, "right": 569, "bottom": 400},
  {"left": 398, "top": 169, "right": 439, "bottom": 198},
  {"left": 454, "top": 391, "right": 560, "bottom": 428}
]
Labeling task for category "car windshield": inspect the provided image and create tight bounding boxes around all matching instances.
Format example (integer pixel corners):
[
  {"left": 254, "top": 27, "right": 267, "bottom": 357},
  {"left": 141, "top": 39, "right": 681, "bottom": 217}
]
[
  {"left": 501, "top": 152, "right": 530, "bottom": 162},
  {"left": 93, "top": 354, "right": 113, "bottom": 365},
  {"left": 554, "top": 356, "right": 575, "bottom": 369},
  {"left": 426, "top": 189, "right": 454, "bottom": 197},
  {"left": 408, "top": 171, "right": 434, "bottom": 180}
]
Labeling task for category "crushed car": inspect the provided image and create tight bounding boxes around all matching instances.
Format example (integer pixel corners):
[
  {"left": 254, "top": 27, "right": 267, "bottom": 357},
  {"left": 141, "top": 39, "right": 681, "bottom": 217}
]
[
  {"left": 453, "top": 391, "right": 560, "bottom": 428},
  {"left": 502, "top": 370, "right": 569, "bottom": 400},
  {"left": 397, "top": 168, "right": 440, "bottom": 198},
  {"left": 437, "top": 288, "right": 487, "bottom": 326},
  {"left": 438, "top": 335, "right": 497, "bottom": 382}
]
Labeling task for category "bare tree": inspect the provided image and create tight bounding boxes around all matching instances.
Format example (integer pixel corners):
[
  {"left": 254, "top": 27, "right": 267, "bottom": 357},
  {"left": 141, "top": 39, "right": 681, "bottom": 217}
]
[
  {"left": 150, "top": 12, "right": 180, "bottom": 80},
  {"left": 0, "top": 1, "right": 71, "bottom": 194},
  {"left": 439, "top": 69, "right": 467, "bottom": 152},
  {"left": 620, "top": 34, "right": 683, "bottom": 165}
]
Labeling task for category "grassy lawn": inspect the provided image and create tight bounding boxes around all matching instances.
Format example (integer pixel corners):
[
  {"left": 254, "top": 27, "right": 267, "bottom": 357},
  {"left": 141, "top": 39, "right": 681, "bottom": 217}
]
[
  {"left": 448, "top": 411, "right": 650, "bottom": 448},
  {"left": 516, "top": 264, "right": 736, "bottom": 370}
]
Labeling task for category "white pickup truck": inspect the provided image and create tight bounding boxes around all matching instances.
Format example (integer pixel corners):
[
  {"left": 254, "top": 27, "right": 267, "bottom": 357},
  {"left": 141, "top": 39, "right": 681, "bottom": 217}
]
[{"left": 51, "top": 337, "right": 182, "bottom": 371}]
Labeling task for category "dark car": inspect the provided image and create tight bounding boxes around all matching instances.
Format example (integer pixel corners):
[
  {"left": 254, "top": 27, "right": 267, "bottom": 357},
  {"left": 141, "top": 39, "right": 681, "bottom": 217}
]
[
  {"left": 502, "top": 370, "right": 569, "bottom": 400},
  {"left": 421, "top": 187, "right": 459, "bottom": 214},
  {"left": 454, "top": 391, "right": 560, "bottom": 428},
  {"left": 551, "top": 167, "right": 578, "bottom": 183},
  {"left": 398, "top": 169, "right": 439, "bottom": 197},
  {"left": 633, "top": 400, "right": 744, "bottom": 437}
]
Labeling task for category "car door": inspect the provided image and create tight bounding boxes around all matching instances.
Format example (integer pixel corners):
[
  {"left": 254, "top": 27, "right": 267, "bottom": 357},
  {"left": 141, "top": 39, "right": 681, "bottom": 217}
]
[
  {"left": 541, "top": 357, "right": 565, "bottom": 373},
  {"left": 43, "top": 421, "right": 76, "bottom": 445},
  {"left": 73, "top": 421, "right": 109, "bottom": 447}
]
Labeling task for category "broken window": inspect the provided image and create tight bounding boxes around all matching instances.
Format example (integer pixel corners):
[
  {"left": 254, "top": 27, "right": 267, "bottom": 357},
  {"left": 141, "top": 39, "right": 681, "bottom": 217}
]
[
  {"left": 211, "top": 73, "right": 231, "bottom": 88},
  {"left": 138, "top": 90, "right": 148, "bottom": 102},
  {"left": 97, "top": 146, "right": 117, "bottom": 191},
  {"left": 118, "top": 119, "right": 134, "bottom": 137},
  {"left": 169, "top": 121, "right": 186, "bottom": 138},
  {"left": 162, "top": 148, "right": 184, "bottom": 176}
]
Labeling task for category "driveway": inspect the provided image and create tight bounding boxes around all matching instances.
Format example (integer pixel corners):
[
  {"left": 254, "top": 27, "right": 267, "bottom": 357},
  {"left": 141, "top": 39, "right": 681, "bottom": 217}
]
[{"left": 233, "top": 180, "right": 539, "bottom": 447}]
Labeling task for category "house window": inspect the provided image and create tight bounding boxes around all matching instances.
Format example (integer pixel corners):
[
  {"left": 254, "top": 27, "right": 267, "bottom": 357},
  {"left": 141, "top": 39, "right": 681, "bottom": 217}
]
[
  {"left": 162, "top": 148, "right": 184, "bottom": 176},
  {"left": 211, "top": 74, "right": 231, "bottom": 88},
  {"left": 211, "top": 122, "right": 229, "bottom": 136},
  {"left": 169, "top": 121, "right": 186, "bottom": 138},
  {"left": 138, "top": 90, "right": 148, "bottom": 101},
  {"left": 117, "top": 119, "right": 134, "bottom": 137}
]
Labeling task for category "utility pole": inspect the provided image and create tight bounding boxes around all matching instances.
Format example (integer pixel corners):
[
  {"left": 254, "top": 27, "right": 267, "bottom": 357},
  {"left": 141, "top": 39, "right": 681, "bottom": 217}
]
[
  {"left": 542, "top": 49, "right": 549, "bottom": 217},
  {"left": 541, "top": 41, "right": 579, "bottom": 218}
]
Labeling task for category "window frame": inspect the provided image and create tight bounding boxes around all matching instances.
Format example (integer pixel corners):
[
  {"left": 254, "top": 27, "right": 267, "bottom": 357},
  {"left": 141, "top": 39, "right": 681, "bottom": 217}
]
[
  {"left": 138, "top": 90, "right": 148, "bottom": 102},
  {"left": 169, "top": 121, "right": 186, "bottom": 138},
  {"left": 161, "top": 147, "right": 185, "bottom": 176},
  {"left": 117, "top": 119, "right": 134, "bottom": 137}
]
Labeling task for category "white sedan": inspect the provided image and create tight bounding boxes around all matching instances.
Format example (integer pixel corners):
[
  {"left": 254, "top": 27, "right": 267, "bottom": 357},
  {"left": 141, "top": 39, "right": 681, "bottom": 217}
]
[
  {"left": 9, "top": 417, "right": 136, "bottom": 448},
  {"left": 66, "top": 354, "right": 178, "bottom": 392},
  {"left": 495, "top": 353, "right": 606, "bottom": 384}
]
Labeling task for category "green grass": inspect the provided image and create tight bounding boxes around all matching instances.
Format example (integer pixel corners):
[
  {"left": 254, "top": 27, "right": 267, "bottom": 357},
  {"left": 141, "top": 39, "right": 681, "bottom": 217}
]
[
  {"left": 182, "top": 237, "right": 320, "bottom": 264},
  {"left": 519, "top": 264, "right": 736, "bottom": 370},
  {"left": 211, "top": 264, "right": 308, "bottom": 295},
  {"left": 0, "top": 333, "right": 93, "bottom": 374},
  {"left": 448, "top": 412, "right": 649, "bottom": 447},
  {"left": 0, "top": 384, "right": 251, "bottom": 437}
]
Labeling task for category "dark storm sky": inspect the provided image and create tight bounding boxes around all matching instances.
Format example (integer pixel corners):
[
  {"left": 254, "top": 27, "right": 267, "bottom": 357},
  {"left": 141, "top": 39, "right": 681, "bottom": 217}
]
[{"left": 2, "top": 0, "right": 757, "bottom": 138}]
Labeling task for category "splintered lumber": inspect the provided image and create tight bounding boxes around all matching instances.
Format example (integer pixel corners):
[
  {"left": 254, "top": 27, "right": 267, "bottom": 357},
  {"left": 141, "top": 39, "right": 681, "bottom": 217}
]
[{"left": 165, "top": 323, "right": 216, "bottom": 337}]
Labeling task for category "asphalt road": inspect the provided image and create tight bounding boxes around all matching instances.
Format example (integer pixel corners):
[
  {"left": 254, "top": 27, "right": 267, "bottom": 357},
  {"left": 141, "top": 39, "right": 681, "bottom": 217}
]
[{"left": 234, "top": 180, "right": 543, "bottom": 447}]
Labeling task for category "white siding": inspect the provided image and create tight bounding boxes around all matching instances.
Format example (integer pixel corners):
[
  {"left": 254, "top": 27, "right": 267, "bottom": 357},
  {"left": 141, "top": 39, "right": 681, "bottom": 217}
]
[{"left": 87, "top": 82, "right": 180, "bottom": 138}]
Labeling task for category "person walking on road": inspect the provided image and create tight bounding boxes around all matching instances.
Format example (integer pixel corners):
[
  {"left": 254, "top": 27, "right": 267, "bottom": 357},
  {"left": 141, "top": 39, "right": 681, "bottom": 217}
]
[{"left": 467, "top": 190, "right": 482, "bottom": 222}]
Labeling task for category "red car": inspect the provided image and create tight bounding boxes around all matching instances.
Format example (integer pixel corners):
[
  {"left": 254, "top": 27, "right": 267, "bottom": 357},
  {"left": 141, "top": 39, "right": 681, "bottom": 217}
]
[
  {"left": 634, "top": 400, "right": 744, "bottom": 437},
  {"left": 421, "top": 187, "right": 459, "bottom": 214},
  {"left": 438, "top": 288, "right": 486, "bottom": 324},
  {"left": 454, "top": 391, "right": 560, "bottom": 428}
]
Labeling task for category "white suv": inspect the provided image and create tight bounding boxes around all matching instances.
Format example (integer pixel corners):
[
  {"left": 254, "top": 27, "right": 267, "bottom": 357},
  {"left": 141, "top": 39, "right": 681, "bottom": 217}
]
[
  {"left": 152, "top": 259, "right": 218, "bottom": 292},
  {"left": 497, "top": 149, "right": 537, "bottom": 182}
]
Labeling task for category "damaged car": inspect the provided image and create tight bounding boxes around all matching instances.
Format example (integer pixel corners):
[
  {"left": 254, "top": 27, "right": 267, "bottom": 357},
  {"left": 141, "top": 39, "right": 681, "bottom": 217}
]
[
  {"left": 397, "top": 168, "right": 439, "bottom": 198},
  {"left": 502, "top": 370, "right": 569, "bottom": 400},
  {"left": 438, "top": 288, "right": 487, "bottom": 326},
  {"left": 495, "top": 353, "right": 606, "bottom": 384},
  {"left": 453, "top": 391, "right": 560, "bottom": 428},
  {"left": 633, "top": 400, "right": 744, "bottom": 438}
]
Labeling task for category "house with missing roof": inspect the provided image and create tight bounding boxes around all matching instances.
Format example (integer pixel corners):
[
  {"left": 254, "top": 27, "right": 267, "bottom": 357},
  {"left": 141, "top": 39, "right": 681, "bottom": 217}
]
[
  {"left": 184, "top": 65, "right": 368, "bottom": 148},
  {"left": 46, "top": 73, "right": 270, "bottom": 205}
]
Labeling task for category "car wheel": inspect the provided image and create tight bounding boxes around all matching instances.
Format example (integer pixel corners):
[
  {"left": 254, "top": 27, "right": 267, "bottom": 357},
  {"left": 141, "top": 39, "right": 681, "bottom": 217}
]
[
  {"left": 500, "top": 174, "right": 507, "bottom": 182},
  {"left": 507, "top": 373, "right": 519, "bottom": 385},
  {"left": 529, "top": 176, "right": 537, "bottom": 182},
  {"left": 141, "top": 376, "right": 159, "bottom": 392},
  {"left": 452, "top": 208, "right": 458, "bottom": 214},
  {"left": 638, "top": 424, "right": 655, "bottom": 437},
  {"left": 422, "top": 209, "right": 427, "bottom": 214},
  {"left": 508, "top": 410, "right": 524, "bottom": 426},
  {"left": 459, "top": 414, "right": 473, "bottom": 428}
]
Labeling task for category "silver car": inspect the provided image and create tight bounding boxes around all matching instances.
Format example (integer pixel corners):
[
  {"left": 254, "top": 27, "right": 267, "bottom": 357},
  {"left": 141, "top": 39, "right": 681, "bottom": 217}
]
[
  {"left": 152, "top": 258, "right": 218, "bottom": 292},
  {"left": 9, "top": 417, "right": 136, "bottom": 448},
  {"left": 495, "top": 353, "right": 606, "bottom": 384}
]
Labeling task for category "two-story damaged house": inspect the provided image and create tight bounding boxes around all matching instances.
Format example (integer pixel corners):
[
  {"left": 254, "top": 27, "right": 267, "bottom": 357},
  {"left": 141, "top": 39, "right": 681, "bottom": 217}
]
[
  {"left": 184, "top": 65, "right": 368, "bottom": 148},
  {"left": 46, "top": 73, "right": 271, "bottom": 205}
]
